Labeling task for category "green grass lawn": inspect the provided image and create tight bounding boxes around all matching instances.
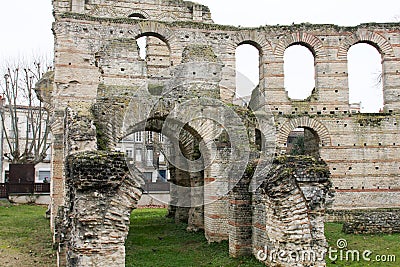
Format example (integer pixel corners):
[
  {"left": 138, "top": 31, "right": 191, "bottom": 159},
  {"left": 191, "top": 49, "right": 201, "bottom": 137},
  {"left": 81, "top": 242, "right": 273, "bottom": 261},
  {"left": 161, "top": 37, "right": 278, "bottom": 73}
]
[
  {"left": 0, "top": 203, "right": 398, "bottom": 267},
  {"left": 126, "top": 208, "right": 263, "bottom": 267},
  {"left": 325, "top": 223, "right": 399, "bottom": 267},
  {"left": 0, "top": 201, "right": 56, "bottom": 266},
  {"left": 127, "top": 209, "right": 399, "bottom": 267}
]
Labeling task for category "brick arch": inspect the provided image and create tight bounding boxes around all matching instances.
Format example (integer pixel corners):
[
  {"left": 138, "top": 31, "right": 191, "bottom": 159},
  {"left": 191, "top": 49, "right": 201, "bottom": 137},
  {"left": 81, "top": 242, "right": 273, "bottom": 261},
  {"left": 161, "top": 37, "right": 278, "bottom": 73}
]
[
  {"left": 277, "top": 117, "right": 331, "bottom": 147},
  {"left": 131, "top": 21, "right": 177, "bottom": 50},
  {"left": 226, "top": 30, "right": 274, "bottom": 56},
  {"left": 337, "top": 30, "right": 395, "bottom": 59},
  {"left": 124, "top": 9, "right": 150, "bottom": 19},
  {"left": 274, "top": 32, "right": 327, "bottom": 59}
]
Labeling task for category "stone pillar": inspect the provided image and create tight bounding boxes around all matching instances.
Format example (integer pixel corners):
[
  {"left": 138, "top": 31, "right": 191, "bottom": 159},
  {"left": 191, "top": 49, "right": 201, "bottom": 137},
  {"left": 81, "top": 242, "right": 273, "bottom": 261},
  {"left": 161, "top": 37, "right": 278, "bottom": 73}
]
[
  {"left": 187, "top": 170, "right": 204, "bottom": 232},
  {"left": 383, "top": 58, "right": 400, "bottom": 113},
  {"left": 146, "top": 36, "right": 171, "bottom": 78},
  {"left": 173, "top": 167, "right": 191, "bottom": 223},
  {"left": 219, "top": 51, "right": 236, "bottom": 103},
  {"left": 204, "top": 148, "right": 230, "bottom": 242},
  {"left": 264, "top": 59, "right": 291, "bottom": 113},
  {"left": 253, "top": 156, "right": 332, "bottom": 267},
  {"left": 166, "top": 165, "right": 177, "bottom": 219},
  {"left": 315, "top": 59, "right": 349, "bottom": 114},
  {"left": 50, "top": 131, "right": 65, "bottom": 231},
  {"left": 57, "top": 152, "right": 143, "bottom": 267},
  {"left": 166, "top": 156, "right": 191, "bottom": 223},
  {"left": 228, "top": 176, "right": 252, "bottom": 257}
]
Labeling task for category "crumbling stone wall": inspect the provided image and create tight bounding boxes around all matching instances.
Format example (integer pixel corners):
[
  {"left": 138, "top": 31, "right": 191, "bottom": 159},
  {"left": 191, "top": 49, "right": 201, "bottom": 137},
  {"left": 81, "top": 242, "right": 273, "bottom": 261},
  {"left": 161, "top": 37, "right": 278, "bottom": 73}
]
[
  {"left": 56, "top": 151, "right": 143, "bottom": 267},
  {"left": 252, "top": 156, "right": 332, "bottom": 267},
  {"left": 342, "top": 208, "right": 400, "bottom": 234}
]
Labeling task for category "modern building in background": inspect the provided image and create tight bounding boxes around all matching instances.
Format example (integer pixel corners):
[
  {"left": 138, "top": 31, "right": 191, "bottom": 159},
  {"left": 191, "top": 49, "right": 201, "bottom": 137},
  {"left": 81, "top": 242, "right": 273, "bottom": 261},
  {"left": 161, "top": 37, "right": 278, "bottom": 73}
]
[
  {"left": 0, "top": 104, "right": 171, "bottom": 201},
  {"left": 117, "top": 131, "right": 171, "bottom": 184},
  {"left": 0, "top": 105, "right": 171, "bottom": 185}
]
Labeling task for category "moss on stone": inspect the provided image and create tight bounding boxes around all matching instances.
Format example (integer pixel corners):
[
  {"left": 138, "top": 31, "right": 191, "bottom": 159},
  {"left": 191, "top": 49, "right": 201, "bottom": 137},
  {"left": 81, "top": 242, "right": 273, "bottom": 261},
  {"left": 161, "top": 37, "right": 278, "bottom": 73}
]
[
  {"left": 182, "top": 45, "right": 218, "bottom": 63},
  {"left": 148, "top": 84, "right": 164, "bottom": 96},
  {"left": 95, "top": 123, "right": 108, "bottom": 151},
  {"left": 58, "top": 12, "right": 400, "bottom": 35},
  {"left": 355, "top": 114, "right": 389, "bottom": 127}
]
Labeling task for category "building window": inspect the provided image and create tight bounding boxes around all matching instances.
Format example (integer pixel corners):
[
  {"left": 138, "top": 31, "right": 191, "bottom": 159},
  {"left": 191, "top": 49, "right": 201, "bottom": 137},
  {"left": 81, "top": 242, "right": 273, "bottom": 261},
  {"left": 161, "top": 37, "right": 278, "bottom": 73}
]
[
  {"left": 143, "top": 172, "right": 152, "bottom": 182},
  {"left": 147, "top": 131, "right": 153, "bottom": 143},
  {"left": 126, "top": 149, "right": 133, "bottom": 159},
  {"left": 135, "top": 148, "right": 142, "bottom": 162},
  {"left": 38, "top": 170, "right": 51, "bottom": 183},
  {"left": 159, "top": 134, "right": 165, "bottom": 143},
  {"left": 235, "top": 43, "right": 260, "bottom": 98},
  {"left": 159, "top": 153, "right": 165, "bottom": 163},
  {"left": 158, "top": 170, "right": 167, "bottom": 181},
  {"left": 5, "top": 171, "right": 9, "bottom": 183},
  {"left": 348, "top": 43, "right": 383, "bottom": 113},
  {"left": 146, "top": 149, "right": 153, "bottom": 166},
  {"left": 134, "top": 132, "right": 143, "bottom": 142},
  {"left": 284, "top": 44, "right": 315, "bottom": 100},
  {"left": 27, "top": 123, "right": 33, "bottom": 139}
]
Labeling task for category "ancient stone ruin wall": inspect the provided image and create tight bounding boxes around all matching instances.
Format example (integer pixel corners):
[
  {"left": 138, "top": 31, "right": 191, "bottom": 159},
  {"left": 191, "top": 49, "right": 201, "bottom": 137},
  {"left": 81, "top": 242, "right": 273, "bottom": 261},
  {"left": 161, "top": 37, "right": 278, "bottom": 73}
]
[
  {"left": 49, "top": 0, "right": 400, "bottom": 217},
  {"left": 342, "top": 208, "right": 400, "bottom": 234},
  {"left": 251, "top": 156, "right": 332, "bottom": 266},
  {"left": 54, "top": 0, "right": 213, "bottom": 22},
  {"left": 275, "top": 114, "right": 400, "bottom": 210},
  {"left": 45, "top": 0, "right": 400, "bottom": 266},
  {"left": 56, "top": 151, "right": 143, "bottom": 266},
  {"left": 326, "top": 208, "right": 400, "bottom": 234}
]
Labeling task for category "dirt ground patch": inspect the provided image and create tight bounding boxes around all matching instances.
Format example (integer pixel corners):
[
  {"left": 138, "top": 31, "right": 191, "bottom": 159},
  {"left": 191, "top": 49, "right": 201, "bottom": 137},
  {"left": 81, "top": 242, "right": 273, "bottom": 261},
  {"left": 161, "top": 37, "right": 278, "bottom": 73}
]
[{"left": 0, "top": 203, "right": 56, "bottom": 266}]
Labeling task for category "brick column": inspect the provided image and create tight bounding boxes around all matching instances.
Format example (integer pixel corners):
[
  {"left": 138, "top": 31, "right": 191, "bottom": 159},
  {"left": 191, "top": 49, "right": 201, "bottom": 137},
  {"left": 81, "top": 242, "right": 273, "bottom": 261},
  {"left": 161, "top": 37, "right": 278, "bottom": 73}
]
[{"left": 204, "top": 148, "right": 230, "bottom": 242}]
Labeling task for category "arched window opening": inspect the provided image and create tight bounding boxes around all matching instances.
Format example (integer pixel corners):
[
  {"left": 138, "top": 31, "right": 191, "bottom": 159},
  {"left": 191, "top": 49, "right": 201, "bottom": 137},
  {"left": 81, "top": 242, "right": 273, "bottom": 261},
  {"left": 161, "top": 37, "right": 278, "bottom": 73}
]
[
  {"left": 235, "top": 44, "right": 260, "bottom": 104},
  {"left": 117, "top": 131, "right": 170, "bottom": 183},
  {"left": 284, "top": 44, "right": 315, "bottom": 100},
  {"left": 286, "top": 127, "right": 319, "bottom": 158},
  {"left": 136, "top": 36, "right": 147, "bottom": 60},
  {"left": 128, "top": 13, "right": 147, "bottom": 19},
  {"left": 136, "top": 35, "right": 171, "bottom": 77},
  {"left": 348, "top": 43, "right": 383, "bottom": 113}
]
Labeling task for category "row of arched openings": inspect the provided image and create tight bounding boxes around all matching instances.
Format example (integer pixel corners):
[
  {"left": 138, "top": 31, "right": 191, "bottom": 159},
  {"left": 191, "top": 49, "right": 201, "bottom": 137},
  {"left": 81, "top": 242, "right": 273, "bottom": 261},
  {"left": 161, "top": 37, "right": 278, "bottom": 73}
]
[
  {"left": 132, "top": 34, "right": 384, "bottom": 113},
  {"left": 235, "top": 42, "right": 384, "bottom": 113}
]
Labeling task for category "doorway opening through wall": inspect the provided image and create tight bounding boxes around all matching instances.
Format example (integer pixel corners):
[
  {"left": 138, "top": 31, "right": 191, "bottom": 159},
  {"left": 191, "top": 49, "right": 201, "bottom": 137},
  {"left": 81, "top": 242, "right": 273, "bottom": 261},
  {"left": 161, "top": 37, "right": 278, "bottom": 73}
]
[
  {"left": 136, "top": 35, "right": 171, "bottom": 78},
  {"left": 286, "top": 127, "right": 320, "bottom": 158},
  {"left": 136, "top": 36, "right": 147, "bottom": 60}
]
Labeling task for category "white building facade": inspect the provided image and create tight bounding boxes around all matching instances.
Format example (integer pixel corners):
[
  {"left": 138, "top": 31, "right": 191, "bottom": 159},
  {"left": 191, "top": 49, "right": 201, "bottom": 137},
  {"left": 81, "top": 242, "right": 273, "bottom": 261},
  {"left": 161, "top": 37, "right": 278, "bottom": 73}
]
[{"left": 116, "top": 131, "right": 170, "bottom": 184}]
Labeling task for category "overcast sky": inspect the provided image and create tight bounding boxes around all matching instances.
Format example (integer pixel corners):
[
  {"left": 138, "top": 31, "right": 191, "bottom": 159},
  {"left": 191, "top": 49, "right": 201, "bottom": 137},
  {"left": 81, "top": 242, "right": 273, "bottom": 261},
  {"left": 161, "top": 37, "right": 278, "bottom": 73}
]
[{"left": 0, "top": 0, "right": 399, "bottom": 111}]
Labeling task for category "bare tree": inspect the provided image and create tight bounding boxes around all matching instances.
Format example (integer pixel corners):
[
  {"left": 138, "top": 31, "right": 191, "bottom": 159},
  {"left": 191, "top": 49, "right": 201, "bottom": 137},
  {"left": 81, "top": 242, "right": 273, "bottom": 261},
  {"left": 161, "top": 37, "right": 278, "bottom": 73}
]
[{"left": 0, "top": 60, "right": 51, "bottom": 164}]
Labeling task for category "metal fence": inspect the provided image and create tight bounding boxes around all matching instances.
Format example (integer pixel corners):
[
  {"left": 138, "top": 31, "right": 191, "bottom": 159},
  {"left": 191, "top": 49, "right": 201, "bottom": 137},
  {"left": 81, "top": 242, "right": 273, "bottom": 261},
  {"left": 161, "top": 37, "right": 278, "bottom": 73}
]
[
  {"left": 0, "top": 183, "right": 50, "bottom": 198},
  {"left": 0, "top": 183, "right": 8, "bottom": 198},
  {"left": 34, "top": 183, "right": 50, "bottom": 193},
  {"left": 143, "top": 181, "right": 170, "bottom": 193}
]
